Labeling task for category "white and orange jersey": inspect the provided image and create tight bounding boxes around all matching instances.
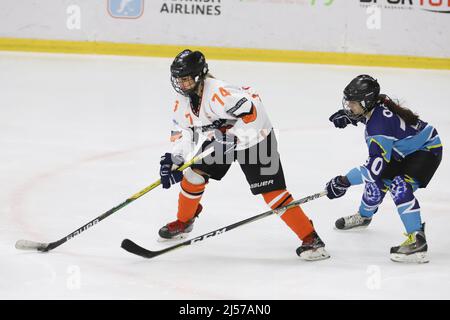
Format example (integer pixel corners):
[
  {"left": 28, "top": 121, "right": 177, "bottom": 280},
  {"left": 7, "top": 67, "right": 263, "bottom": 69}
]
[{"left": 170, "top": 77, "right": 273, "bottom": 159}]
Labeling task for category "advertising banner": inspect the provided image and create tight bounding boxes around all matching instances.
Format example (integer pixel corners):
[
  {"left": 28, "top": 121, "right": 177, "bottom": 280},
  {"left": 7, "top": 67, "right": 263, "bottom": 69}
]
[{"left": 0, "top": 0, "right": 448, "bottom": 58}]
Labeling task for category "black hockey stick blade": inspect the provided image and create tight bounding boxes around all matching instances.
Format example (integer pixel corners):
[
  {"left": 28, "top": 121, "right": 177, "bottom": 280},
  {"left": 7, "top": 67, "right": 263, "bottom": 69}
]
[
  {"left": 121, "top": 239, "right": 183, "bottom": 259},
  {"left": 121, "top": 239, "right": 151, "bottom": 258}
]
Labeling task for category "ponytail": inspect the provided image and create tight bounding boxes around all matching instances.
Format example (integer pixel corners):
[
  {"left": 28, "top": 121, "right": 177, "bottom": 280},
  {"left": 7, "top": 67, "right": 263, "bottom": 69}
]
[{"left": 378, "top": 94, "right": 419, "bottom": 126}]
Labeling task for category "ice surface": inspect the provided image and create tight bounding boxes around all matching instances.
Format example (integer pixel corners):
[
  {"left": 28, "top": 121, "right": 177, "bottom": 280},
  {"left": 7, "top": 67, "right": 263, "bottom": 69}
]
[{"left": 1, "top": 52, "right": 449, "bottom": 299}]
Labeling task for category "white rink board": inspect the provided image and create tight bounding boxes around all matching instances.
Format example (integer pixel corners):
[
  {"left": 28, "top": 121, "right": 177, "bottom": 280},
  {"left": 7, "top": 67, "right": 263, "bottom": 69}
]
[{"left": 0, "top": 0, "right": 449, "bottom": 58}]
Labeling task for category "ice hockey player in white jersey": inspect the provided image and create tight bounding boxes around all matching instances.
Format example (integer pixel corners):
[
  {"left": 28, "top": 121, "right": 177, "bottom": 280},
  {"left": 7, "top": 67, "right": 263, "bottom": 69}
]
[{"left": 157, "top": 49, "right": 330, "bottom": 261}]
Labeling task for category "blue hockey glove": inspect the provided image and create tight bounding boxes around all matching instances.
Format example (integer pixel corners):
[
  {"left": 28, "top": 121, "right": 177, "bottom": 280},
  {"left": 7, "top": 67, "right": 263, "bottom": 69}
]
[
  {"left": 326, "top": 176, "right": 351, "bottom": 199},
  {"left": 159, "top": 153, "right": 184, "bottom": 189},
  {"left": 329, "top": 110, "right": 359, "bottom": 128}
]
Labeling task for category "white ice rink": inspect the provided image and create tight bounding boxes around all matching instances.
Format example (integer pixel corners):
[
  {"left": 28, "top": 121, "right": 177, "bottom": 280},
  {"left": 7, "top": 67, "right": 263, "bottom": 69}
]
[{"left": 1, "top": 51, "right": 449, "bottom": 299}]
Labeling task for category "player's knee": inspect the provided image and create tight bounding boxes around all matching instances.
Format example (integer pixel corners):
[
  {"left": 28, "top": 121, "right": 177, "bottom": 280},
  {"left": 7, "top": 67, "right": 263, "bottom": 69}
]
[
  {"left": 184, "top": 168, "right": 208, "bottom": 185},
  {"left": 363, "top": 182, "right": 384, "bottom": 205},
  {"left": 389, "top": 176, "right": 412, "bottom": 203}
]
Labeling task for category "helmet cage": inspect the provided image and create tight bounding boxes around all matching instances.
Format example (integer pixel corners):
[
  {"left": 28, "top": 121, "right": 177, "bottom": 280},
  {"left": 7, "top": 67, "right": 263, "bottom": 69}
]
[
  {"left": 171, "top": 72, "right": 206, "bottom": 97},
  {"left": 342, "top": 98, "right": 368, "bottom": 122}
]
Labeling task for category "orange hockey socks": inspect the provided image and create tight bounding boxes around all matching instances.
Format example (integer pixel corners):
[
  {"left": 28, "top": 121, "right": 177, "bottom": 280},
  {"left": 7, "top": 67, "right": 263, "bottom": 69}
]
[
  {"left": 262, "top": 189, "right": 314, "bottom": 240},
  {"left": 177, "top": 177, "right": 206, "bottom": 223}
]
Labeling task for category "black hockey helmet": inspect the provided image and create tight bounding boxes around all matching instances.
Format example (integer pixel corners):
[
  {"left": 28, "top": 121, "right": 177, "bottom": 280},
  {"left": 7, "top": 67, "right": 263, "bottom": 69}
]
[
  {"left": 170, "top": 49, "right": 208, "bottom": 96},
  {"left": 342, "top": 74, "right": 380, "bottom": 120}
]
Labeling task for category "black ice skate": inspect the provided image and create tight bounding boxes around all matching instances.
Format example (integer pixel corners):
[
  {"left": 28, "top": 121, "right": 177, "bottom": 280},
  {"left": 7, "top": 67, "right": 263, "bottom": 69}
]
[
  {"left": 390, "top": 223, "right": 429, "bottom": 263},
  {"left": 158, "top": 204, "right": 203, "bottom": 241},
  {"left": 335, "top": 212, "right": 372, "bottom": 230},
  {"left": 296, "top": 231, "right": 330, "bottom": 261}
]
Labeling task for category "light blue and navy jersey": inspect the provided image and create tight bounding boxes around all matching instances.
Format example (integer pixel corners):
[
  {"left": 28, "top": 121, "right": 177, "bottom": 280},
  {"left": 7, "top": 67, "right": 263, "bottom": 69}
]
[{"left": 346, "top": 104, "right": 442, "bottom": 186}]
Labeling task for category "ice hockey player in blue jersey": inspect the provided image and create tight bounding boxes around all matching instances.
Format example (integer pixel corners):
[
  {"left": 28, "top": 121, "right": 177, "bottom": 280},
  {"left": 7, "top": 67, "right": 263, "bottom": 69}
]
[{"left": 326, "top": 75, "right": 442, "bottom": 263}]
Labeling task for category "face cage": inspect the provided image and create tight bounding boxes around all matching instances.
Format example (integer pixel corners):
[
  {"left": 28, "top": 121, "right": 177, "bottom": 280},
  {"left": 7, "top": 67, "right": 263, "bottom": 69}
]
[
  {"left": 342, "top": 98, "right": 368, "bottom": 122},
  {"left": 170, "top": 75, "right": 202, "bottom": 97}
]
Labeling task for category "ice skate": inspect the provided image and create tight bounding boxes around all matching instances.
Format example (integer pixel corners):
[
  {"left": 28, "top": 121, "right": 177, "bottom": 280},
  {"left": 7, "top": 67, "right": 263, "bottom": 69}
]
[
  {"left": 390, "top": 223, "right": 429, "bottom": 263},
  {"left": 335, "top": 212, "right": 372, "bottom": 230},
  {"left": 158, "top": 204, "right": 202, "bottom": 242},
  {"left": 296, "top": 231, "right": 330, "bottom": 261}
]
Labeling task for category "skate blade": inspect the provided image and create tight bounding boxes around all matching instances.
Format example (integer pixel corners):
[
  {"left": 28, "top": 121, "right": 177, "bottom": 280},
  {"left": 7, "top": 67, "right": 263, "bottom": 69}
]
[
  {"left": 299, "top": 248, "right": 331, "bottom": 261},
  {"left": 157, "top": 233, "right": 189, "bottom": 243},
  {"left": 390, "top": 252, "right": 429, "bottom": 264},
  {"left": 334, "top": 225, "right": 370, "bottom": 231}
]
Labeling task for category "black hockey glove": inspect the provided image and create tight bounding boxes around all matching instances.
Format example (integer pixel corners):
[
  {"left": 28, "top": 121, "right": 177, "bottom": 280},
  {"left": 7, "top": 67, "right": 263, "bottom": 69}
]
[
  {"left": 326, "top": 176, "right": 351, "bottom": 199},
  {"left": 329, "top": 110, "right": 358, "bottom": 129},
  {"left": 159, "top": 153, "right": 184, "bottom": 189}
]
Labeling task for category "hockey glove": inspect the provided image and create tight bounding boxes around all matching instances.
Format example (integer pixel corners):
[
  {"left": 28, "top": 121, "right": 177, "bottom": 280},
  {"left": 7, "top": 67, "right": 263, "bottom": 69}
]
[
  {"left": 160, "top": 153, "right": 184, "bottom": 189},
  {"left": 326, "top": 175, "right": 351, "bottom": 199},
  {"left": 329, "top": 110, "right": 358, "bottom": 129}
]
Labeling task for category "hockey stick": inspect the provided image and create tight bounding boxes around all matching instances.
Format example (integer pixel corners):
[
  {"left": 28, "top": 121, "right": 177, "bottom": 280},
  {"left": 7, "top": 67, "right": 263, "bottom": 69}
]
[
  {"left": 121, "top": 190, "right": 328, "bottom": 259},
  {"left": 15, "top": 147, "right": 215, "bottom": 252}
]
